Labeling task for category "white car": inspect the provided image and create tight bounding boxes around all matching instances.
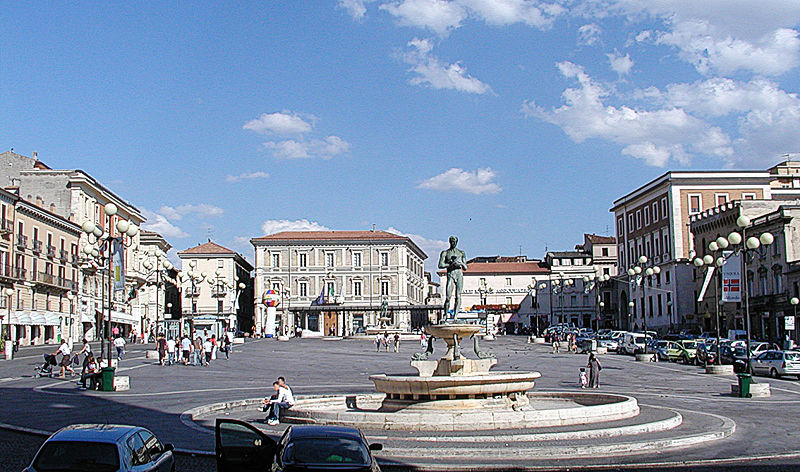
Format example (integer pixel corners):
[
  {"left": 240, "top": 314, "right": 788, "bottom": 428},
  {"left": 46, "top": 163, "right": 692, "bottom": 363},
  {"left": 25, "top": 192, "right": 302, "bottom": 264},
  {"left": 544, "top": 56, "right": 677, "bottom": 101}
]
[
  {"left": 620, "top": 332, "right": 651, "bottom": 355},
  {"left": 750, "top": 350, "right": 800, "bottom": 379},
  {"left": 750, "top": 342, "right": 780, "bottom": 357}
]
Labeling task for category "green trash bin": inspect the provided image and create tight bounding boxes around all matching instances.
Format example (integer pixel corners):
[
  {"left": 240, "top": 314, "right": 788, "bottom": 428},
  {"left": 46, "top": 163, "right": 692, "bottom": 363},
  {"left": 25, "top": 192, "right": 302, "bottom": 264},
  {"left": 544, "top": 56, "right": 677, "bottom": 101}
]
[
  {"left": 101, "top": 367, "right": 115, "bottom": 392},
  {"left": 737, "top": 373, "right": 752, "bottom": 398}
]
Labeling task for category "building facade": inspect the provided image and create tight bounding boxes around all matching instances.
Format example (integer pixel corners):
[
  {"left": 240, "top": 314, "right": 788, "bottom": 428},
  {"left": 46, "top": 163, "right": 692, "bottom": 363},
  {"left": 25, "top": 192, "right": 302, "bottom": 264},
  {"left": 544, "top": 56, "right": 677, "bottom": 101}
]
[
  {"left": 250, "top": 231, "right": 427, "bottom": 336},
  {"left": 0, "top": 187, "right": 81, "bottom": 346},
  {"left": 131, "top": 231, "right": 180, "bottom": 340},
  {"left": 178, "top": 241, "right": 254, "bottom": 338},
  {"left": 611, "top": 170, "right": 772, "bottom": 334}
]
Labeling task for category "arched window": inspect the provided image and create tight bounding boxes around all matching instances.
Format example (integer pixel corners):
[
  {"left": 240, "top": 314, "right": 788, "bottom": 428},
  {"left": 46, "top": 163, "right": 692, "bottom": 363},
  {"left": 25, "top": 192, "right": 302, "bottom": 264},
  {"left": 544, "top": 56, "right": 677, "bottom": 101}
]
[{"left": 772, "top": 266, "right": 783, "bottom": 294}]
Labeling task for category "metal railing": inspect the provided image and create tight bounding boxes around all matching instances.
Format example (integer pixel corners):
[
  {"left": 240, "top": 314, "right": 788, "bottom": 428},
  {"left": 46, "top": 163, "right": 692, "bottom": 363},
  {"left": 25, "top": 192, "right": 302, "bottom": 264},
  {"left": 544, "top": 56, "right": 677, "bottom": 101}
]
[
  {"left": 60, "top": 249, "right": 69, "bottom": 262},
  {"left": 32, "top": 240, "right": 42, "bottom": 253},
  {"left": 47, "top": 245, "right": 56, "bottom": 258},
  {"left": 0, "top": 264, "right": 25, "bottom": 280},
  {"left": 35, "top": 271, "right": 78, "bottom": 291},
  {"left": 16, "top": 234, "right": 27, "bottom": 249},
  {"left": 0, "top": 219, "right": 12, "bottom": 233}
]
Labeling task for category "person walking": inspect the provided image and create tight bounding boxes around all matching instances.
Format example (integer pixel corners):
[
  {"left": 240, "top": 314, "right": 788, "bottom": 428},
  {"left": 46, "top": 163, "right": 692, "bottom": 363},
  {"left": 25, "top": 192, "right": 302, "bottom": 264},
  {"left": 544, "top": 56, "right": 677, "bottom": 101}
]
[
  {"left": 76, "top": 339, "right": 92, "bottom": 375},
  {"left": 193, "top": 336, "right": 203, "bottom": 366},
  {"left": 552, "top": 333, "right": 560, "bottom": 354},
  {"left": 383, "top": 332, "right": 390, "bottom": 352},
  {"left": 113, "top": 335, "right": 126, "bottom": 361},
  {"left": 202, "top": 337, "right": 213, "bottom": 366},
  {"left": 157, "top": 335, "right": 168, "bottom": 366},
  {"left": 222, "top": 336, "right": 231, "bottom": 360},
  {"left": 180, "top": 335, "right": 192, "bottom": 365},
  {"left": 166, "top": 336, "right": 177, "bottom": 365},
  {"left": 587, "top": 352, "right": 602, "bottom": 389},
  {"left": 393, "top": 333, "right": 400, "bottom": 353},
  {"left": 375, "top": 333, "right": 381, "bottom": 352},
  {"left": 52, "top": 340, "right": 75, "bottom": 378}
]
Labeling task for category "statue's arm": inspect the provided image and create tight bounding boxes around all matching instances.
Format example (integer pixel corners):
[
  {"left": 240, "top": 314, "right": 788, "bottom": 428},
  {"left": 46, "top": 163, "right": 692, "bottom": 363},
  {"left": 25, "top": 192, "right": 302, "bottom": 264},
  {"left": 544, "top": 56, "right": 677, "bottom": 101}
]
[
  {"left": 438, "top": 250, "right": 447, "bottom": 269},
  {"left": 458, "top": 250, "right": 468, "bottom": 270}
]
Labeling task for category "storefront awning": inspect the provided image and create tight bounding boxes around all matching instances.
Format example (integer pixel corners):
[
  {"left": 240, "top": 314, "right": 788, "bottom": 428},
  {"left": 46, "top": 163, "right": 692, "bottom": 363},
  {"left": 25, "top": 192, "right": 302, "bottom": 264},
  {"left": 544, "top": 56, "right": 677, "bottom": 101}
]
[
  {"left": 10, "top": 311, "right": 32, "bottom": 325},
  {"left": 501, "top": 313, "right": 514, "bottom": 323},
  {"left": 44, "top": 312, "right": 61, "bottom": 326},
  {"left": 29, "top": 311, "right": 46, "bottom": 325}
]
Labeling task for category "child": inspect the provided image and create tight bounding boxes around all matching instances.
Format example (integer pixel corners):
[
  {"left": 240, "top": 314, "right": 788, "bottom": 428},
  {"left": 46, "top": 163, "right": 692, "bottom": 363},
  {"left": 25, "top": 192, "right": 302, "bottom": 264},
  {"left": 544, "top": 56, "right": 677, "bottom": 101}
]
[{"left": 579, "top": 367, "right": 588, "bottom": 389}]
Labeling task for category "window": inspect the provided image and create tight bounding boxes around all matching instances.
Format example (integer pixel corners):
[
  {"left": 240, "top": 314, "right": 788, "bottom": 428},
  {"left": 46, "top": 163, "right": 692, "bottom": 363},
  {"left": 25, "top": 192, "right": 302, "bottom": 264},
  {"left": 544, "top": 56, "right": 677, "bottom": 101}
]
[
  {"left": 217, "top": 259, "right": 224, "bottom": 268},
  {"left": 380, "top": 252, "right": 389, "bottom": 267},
  {"left": 665, "top": 270, "right": 671, "bottom": 284},
  {"left": 353, "top": 252, "right": 362, "bottom": 267},
  {"left": 272, "top": 253, "right": 280, "bottom": 268},
  {"left": 299, "top": 253, "right": 307, "bottom": 267},
  {"left": 326, "top": 282, "right": 335, "bottom": 297},
  {"left": 506, "top": 297, "right": 513, "bottom": 305},
  {"left": 127, "top": 432, "right": 150, "bottom": 466},
  {"left": 381, "top": 280, "right": 389, "bottom": 296},
  {"left": 603, "top": 267, "right": 610, "bottom": 275},
  {"left": 628, "top": 214, "right": 634, "bottom": 233},
  {"left": 271, "top": 282, "right": 280, "bottom": 291},
  {"left": 644, "top": 207, "right": 650, "bottom": 226},
  {"left": 688, "top": 194, "right": 701, "bottom": 214},
  {"left": 562, "top": 258, "right": 571, "bottom": 266},
  {"left": 325, "top": 252, "right": 334, "bottom": 268},
  {"left": 617, "top": 217, "right": 624, "bottom": 236},
  {"left": 636, "top": 210, "right": 642, "bottom": 229},
  {"left": 570, "top": 295, "right": 577, "bottom": 306},
  {"left": 217, "top": 299, "right": 223, "bottom": 312},
  {"left": 661, "top": 197, "right": 668, "bottom": 217},
  {"left": 602, "top": 247, "right": 609, "bottom": 257},
  {"left": 652, "top": 202, "right": 659, "bottom": 222},
  {"left": 575, "top": 258, "right": 583, "bottom": 266},
  {"left": 774, "top": 270, "right": 783, "bottom": 294},
  {"left": 742, "top": 193, "right": 756, "bottom": 200},
  {"left": 480, "top": 277, "right": 486, "bottom": 285},
  {"left": 299, "top": 282, "right": 308, "bottom": 297},
  {"left": 505, "top": 278, "right": 512, "bottom": 286},
  {"left": 551, "top": 259, "right": 559, "bottom": 266},
  {"left": 354, "top": 281, "right": 362, "bottom": 296},
  {"left": 715, "top": 194, "right": 729, "bottom": 206}
]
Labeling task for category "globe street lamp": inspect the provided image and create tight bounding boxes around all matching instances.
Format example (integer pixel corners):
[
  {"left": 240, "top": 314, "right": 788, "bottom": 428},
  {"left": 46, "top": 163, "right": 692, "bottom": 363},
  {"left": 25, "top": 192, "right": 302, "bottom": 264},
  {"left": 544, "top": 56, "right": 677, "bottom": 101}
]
[
  {"left": 140, "top": 248, "right": 174, "bottom": 337},
  {"left": 80, "top": 202, "right": 139, "bottom": 368},
  {"left": 179, "top": 261, "right": 206, "bottom": 335},
  {"left": 3, "top": 287, "right": 13, "bottom": 359},
  {"left": 693, "top": 248, "right": 725, "bottom": 365},
  {"left": 628, "top": 301, "right": 635, "bottom": 331},
  {"left": 792, "top": 297, "right": 799, "bottom": 345}
]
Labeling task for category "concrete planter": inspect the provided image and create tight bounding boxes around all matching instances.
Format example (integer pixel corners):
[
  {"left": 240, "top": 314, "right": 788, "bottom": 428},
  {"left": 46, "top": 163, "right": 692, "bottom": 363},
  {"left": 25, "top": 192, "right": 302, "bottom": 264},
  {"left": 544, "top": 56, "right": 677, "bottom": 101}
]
[
  {"left": 731, "top": 382, "right": 771, "bottom": 398},
  {"left": 705, "top": 364, "right": 734, "bottom": 375},
  {"left": 634, "top": 353, "right": 656, "bottom": 362},
  {"left": 596, "top": 347, "right": 608, "bottom": 355}
]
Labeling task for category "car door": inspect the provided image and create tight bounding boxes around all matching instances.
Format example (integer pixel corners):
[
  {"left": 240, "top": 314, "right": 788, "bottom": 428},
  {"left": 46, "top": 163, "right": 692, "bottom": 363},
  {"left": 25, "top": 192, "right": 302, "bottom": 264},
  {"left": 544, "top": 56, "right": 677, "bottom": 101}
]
[
  {"left": 216, "top": 418, "right": 276, "bottom": 472},
  {"left": 753, "top": 352, "right": 769, "bottom": 374},
  {"left": 138, "top": 429, "right": 174, "bottom": 472},
  {"left": 127, "top": 431, "right": 153, "bottom": 471}
]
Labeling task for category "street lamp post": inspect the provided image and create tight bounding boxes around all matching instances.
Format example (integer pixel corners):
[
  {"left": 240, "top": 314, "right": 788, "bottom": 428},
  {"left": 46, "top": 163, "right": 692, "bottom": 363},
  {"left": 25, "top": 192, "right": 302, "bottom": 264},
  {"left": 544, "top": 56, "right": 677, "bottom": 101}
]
[
  {"left": 80, "top": 203, "right": 139, "bottom": 368},
  {"left": 140, "top": 248, "right": 174, "bottom": 337},
  {"left": 180, "top": 261, "right": 206, "bottom": 336},
  {"left": 527, "top": 284, "right": 539, "bottom": 336},
  {"left": 791, "top": 297, "right": 799, "bottom": 346},
  {"left": 3, "top": 287, "right": 13, "bottom": 359},
  {"left": 628, "top": 301, "right": 635, "bottom": 331},
  {"left": 627, "top": 256, "right": 660, "bottom": 354}
]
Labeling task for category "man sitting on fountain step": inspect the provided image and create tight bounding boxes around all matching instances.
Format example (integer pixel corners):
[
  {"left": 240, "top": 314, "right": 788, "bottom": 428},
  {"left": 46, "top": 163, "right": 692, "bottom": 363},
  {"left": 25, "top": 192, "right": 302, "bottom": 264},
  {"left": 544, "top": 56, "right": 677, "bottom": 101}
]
[{"left": 265, "top": 380, "right": 295, "bottom": 425}]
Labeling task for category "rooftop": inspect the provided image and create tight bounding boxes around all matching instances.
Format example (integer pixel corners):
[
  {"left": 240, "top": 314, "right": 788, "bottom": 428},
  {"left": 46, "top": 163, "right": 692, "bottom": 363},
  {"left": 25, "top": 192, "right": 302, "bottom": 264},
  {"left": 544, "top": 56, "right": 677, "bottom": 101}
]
[
  {"left": 584, "top": 234, "right": 616, "bottom": 244},
  {"left": 178, "top": 241, "right": 237, "bottom": 255},
  {"left": 439, "top": 261, "right": 550, "bottom": 275},
  {"left": 252, "top": 230, "right": 409, "bottom": 241}
]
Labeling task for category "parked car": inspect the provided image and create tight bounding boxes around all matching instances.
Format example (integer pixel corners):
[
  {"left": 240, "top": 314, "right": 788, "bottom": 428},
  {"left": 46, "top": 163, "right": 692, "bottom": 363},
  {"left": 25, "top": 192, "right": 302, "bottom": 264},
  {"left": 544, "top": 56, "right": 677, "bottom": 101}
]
[
  {"left": 750, "top": 350, "right": 800, "bottom": 379},
  {"left": 695, "top": 341, "right": 720, "bottom": 366},
  {"left": 718, "top": 345, "right": 750, "bottom": 372},
  {"left": 620, "top": 332, "right": 651, "bottom": 355},
  {"left": 750, "top": 342, "right": 780, "bottom": 358},
  {"left": 598, "top": 337, "right": 619, "bottom": 352},
  {"left": 216, "top": 420, "right": 383, "bottom": 472},
  {"left": 24, "top": 424, "right": 174, "bottom": 472}
]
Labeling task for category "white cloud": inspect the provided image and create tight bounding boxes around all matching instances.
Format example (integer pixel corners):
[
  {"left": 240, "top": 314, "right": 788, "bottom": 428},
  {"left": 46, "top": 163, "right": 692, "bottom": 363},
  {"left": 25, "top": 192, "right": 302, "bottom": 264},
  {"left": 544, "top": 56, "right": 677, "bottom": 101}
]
[
  {"left": 261, "top": 219, "right": 331, "bottom": 235},
  {"left": 243, "top": 111, "right": 313, "bottom": 135},
  {"left": 387, "top": 226, "right": 449, "bottom": 264},
  {"left": 418, "top": 167, "right": 502, "bottom": 194},
  {"left": 157, "top": 204, "right": 224, "bottom": 221},
  {"left": 402, "top": 37, "right": 492, "bottom": 94},
  {"left": 380, "top": 0, "right": 467, "bottom": 36},
  {"left": 522, "top": 61, "right": 733, "bottom": 167},
  {"left": 141, "top": 209, "right": 189, "bottom": 239},
  {"left": 607, "top": 51, "right": 633, "bottom": 75},
  {"left": 339, "top": 0, "right": 370, "bottom": 19},
  {"left": 377, "top": 0, "right": 565, "bottom": 35},
  {"left": 225, "top": 171, "right": 270, "bottom": 183},
  {"left": 265, "top": 136, "right": 351, "bottom": 160},
  {"left": 578, "top": 23, "right": 602, "bottom": 46}
]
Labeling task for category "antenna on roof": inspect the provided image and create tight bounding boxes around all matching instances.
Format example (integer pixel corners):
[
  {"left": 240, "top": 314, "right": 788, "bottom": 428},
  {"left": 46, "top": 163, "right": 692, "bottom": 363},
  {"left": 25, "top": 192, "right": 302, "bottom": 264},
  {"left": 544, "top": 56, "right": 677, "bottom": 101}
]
[{"left": 371, "top": 224, "right": 375, "bottom": 232}]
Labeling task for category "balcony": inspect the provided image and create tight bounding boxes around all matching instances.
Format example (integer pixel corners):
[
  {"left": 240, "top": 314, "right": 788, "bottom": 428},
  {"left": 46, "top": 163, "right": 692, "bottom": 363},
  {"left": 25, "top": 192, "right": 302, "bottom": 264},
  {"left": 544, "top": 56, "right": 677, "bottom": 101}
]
[
  {"left": 186, "top": 288, "right": 201, "bottom": 298},
  {"left": 0, "top": 219, "right": 12, "bottom": 234},
  {"left": 15, "top": 234, "right": 27, "bottom": 249},
  {"left": 34, "top": 271, "right": 78, "bottom": 291},
  {"left": 32, "top": 240, "right": 42, "bottom": 254},
  {"left": 60, "top": 249, "right": 69, "bottom": 262},
  {"left": 47, "top": 245, "right": 56, "bottom": 258},
  {"left": 0, "top": 264, "right": 25, "bottom": 281},
  {"left": 71, "top": 253, "right": 80, "bottom": 264}
]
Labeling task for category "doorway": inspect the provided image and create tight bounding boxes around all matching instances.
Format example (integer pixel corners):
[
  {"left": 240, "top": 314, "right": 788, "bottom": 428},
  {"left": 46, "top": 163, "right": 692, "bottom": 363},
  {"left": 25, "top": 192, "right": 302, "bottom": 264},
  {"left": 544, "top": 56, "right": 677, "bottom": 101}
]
[{"left": 323, "top": 311, "right": 338, "bottom": 336}]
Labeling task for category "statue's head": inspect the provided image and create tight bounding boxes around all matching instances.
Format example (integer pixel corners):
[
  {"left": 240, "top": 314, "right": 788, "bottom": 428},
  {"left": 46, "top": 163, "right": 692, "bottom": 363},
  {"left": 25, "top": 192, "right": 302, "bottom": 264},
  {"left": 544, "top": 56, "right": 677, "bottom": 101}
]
[{"left": 449, "top": 235, "right": 458, "bottom": 248}]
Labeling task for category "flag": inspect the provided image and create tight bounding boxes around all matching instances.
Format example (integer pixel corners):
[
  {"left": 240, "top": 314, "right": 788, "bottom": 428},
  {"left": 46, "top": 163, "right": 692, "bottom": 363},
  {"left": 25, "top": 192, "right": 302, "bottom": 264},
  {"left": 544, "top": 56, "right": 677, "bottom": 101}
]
[
  {"left": 112, "top": 239, "right": 125, "bottom": 292},
  {"left": 697, "top": 266, "right": 715, "bottom": 302},
  {"left": 313, "top": 286, "right": 325, "bottom": 305}
]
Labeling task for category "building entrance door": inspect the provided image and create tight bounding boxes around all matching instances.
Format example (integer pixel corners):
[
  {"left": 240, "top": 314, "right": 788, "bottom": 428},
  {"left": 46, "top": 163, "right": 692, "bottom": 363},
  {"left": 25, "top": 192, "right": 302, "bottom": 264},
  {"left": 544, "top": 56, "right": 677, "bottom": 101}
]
[{"left": 324, "top": 311, "right": 338, "bottom": 336}]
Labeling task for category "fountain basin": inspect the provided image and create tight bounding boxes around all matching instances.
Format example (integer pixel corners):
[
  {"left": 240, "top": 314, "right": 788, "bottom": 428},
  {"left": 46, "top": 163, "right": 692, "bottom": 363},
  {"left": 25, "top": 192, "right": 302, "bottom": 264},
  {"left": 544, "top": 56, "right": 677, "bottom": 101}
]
[{"left": 370, "top": 371, "right": 540, "bottom": 400}]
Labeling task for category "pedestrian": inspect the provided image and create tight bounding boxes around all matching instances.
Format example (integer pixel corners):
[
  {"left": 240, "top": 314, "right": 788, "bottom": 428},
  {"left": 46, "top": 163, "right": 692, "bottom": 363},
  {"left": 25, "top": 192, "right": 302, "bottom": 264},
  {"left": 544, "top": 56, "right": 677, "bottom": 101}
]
[
  {"left": 202, "top": 337, "right": 213, "bottom": 366},
  {"left": 112, "top": 326, "right": 119, "bottom": 338},
  {"left": 587, "top": 352, "right": 602, "bottom": 389},
  {"left": 420, "top": 332, "right": 427, "bottom": 348},
  {"left": 79, "top": 354, "right": 101, "bottom": 390},
  {"left": 375, "top": 333, "right": 381, "bottom": 352},
  {"left": 222, "top": 336, "right": 231, "bottom": 359},
  {"left": 383, "top": 332, "right": 390, "bottom": 352},
  {"left": 193, "top": 336, "right": 203, "bottom": 366},
  {"left": 393, "top": 333, "right": 400, "bottom": 352},
  {"left": 210, "top": 335, "right": 217, "bottom": 360},
  {"left": 579, "top": 367, "right": 588, "bottom": 389},
  {"left": 157, "top": 336, "right": 168, "bottom": 366},
  {"left": 552, "top": 334, "right": 560, "bottom": 354},
  {"left": 129, "top": 329, "right": 137, "bottom": 345},
  {"left": 166, "top": 336, "right": 177, "bottom": 365},
  {"left": 264, "top": 380, "right": 295, "bottom": 426},
  {"left": 52, "top": 340, "right": 75, "bottom": 378},
  {"left": 76, "top": 339, "right": 92, "bottom": 375},
  {"left": 113, "top": 335, "right": 126, "bottom": 361},
  {"left": 181, "top": 335, "right": 192, "bottom": 365}
]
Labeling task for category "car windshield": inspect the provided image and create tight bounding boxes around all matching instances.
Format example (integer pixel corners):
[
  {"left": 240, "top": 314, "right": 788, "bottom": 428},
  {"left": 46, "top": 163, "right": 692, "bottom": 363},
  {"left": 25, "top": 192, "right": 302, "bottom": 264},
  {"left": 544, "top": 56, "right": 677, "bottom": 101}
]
[
  {"left": 33, "top": 441, "right": 120, "bottom": 472},
  {"left": 786, "top": 352, "right": 800, "bottom": 361},
  {"left": 682, "top": 341, "right": 697, "bottom": 348},
  {"left": 283, "top": 437, "right": 370, "bottom": 465}
]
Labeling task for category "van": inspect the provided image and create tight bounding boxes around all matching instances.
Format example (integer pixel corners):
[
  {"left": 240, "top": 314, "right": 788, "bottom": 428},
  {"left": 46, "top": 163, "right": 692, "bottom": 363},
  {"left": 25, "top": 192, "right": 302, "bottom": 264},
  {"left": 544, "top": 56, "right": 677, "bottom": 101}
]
[{"left": 621, "top": 332, "right": 649, "bottom": 355}]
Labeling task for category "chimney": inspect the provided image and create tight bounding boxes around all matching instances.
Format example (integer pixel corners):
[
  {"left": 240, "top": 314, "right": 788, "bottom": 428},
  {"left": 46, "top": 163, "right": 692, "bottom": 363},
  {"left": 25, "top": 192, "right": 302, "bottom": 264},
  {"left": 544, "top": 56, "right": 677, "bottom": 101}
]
[{"left": 32, "top": 151, "right": 38, "bottom": 160}]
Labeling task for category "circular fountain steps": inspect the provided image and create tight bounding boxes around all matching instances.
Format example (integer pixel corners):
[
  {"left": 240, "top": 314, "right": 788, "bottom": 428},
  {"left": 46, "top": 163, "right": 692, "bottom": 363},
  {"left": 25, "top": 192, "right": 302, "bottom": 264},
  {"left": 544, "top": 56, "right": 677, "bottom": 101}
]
[{"left": 186, "top": 394, "right": 734, "bottom": 466}]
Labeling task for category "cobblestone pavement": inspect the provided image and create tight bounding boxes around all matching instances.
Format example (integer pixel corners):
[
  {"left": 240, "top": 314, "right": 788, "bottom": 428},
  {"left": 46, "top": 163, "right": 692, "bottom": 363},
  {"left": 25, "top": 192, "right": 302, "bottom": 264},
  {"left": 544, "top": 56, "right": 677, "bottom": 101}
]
[{"left": 1, "top": 336, "right": 800, "bottom": 471}]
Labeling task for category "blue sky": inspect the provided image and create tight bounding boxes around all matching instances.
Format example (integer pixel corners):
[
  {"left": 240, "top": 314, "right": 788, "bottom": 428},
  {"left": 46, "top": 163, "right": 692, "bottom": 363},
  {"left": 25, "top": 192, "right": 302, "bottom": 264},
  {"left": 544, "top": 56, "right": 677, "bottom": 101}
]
[{"left": 3, "top": 1, "right": 800, "bottom": 271}]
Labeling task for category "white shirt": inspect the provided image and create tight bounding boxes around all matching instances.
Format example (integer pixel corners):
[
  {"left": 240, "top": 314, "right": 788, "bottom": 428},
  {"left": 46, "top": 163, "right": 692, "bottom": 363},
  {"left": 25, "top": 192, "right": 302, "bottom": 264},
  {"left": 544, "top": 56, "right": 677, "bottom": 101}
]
[
  {"left": 181, "top": 338, "right": 191, "bottom": 351},
  {"left": 274, "top": 386, "right": 295, "bottom": 405},
  {"left": 113, "top": 338, "right": 126, "bottom": 348},
  {"left": 203, "top": 340, "right": 212, "bottom": 352},
  {"left": 166, "top": 339, "right": 176, "bottom": 352},
  {"left": 57, "top": 344, "right": 71, "bottom": 356}
]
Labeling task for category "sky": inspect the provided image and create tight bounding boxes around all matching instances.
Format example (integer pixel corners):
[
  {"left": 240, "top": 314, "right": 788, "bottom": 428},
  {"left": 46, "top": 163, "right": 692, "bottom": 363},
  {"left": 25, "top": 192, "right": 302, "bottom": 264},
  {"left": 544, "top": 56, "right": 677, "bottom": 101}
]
[{"left": 3, "top": 1, "right": 800, "bottom": 272}]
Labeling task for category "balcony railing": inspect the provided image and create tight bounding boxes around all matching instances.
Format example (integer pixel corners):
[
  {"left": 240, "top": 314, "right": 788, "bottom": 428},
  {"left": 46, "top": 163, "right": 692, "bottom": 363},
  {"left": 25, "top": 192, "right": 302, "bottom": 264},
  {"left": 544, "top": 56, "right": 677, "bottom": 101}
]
[
  {"left": 32, "top": 240, "right": 42, "bottom": 254},
  {"left": 0, "top": 219, "right": 12, "bottom": 233},
  {"left": 0, "top": 264, "right": 25, "bottom": 280},
  {"left": 47, "top": 245, "right": 56, "bottom": 258},
  {"left": 186, "top": 288, "right": 201, "bottom": 297},
  {"left": 182, "top": 307, "right": 234, "bottom": 315},
  {"left": 71, "top": 253, "right": 80, "bottom": 264},
  {"left": 16, "top": 234, "right": 27, "bottom": 249},
  {"left": 60, "top": 249, "right": 69, "bottom": 262},
  {"left": 211, "top": 287, "right": 228, "bottom": 297},
  {"left": 34, "top": 271, "right": 78, "bottom": 291}
]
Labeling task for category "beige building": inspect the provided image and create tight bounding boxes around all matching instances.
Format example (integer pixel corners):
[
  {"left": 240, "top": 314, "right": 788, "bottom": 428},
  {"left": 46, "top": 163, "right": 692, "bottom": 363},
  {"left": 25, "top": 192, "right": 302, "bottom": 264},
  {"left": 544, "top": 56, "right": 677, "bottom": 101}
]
[
  {"left": 1, "top": 151, "right": 145, "bottom": 340},
  {"left": 0, "top": 188, "right": 81, "bottom": 346},
  {"left": 250, "top": 231, "right": 427, "bottom": 336},
  {"left": 178, "top": 241, "right": 254, "bottom": 338},
  {"left": 611, "top": 170, "right": 773, "bottom": 333},
  {"left": 131, "top": 231, "right": 179, "bottom": 340}
]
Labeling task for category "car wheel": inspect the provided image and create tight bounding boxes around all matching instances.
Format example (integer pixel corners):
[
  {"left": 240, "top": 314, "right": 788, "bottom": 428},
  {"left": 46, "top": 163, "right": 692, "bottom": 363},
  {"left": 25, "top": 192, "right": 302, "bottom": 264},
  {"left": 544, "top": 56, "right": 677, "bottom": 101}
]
[
  {"left": 771, "top": 368, "right": 780, "bottom": 379},
  {"left": 682, "top": 355, "right": 689, "bottom": 365}
]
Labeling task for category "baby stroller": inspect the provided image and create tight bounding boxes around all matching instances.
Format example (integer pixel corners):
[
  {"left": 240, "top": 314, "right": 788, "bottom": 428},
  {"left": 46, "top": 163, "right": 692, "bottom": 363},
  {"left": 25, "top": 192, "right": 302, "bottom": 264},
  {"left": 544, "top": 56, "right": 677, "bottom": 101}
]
[{"left": 36, "top": 354, "right": 57, "bottom": 377}]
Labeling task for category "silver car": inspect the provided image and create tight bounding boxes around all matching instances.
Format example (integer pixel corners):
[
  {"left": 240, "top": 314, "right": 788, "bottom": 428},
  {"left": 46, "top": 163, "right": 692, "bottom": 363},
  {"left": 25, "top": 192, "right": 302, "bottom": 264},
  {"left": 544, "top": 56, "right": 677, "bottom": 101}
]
[
  {"left": 24, "top": 424, "right": 175, "bottom": 472},
  {"left": 750, "top": 350, "right": 800, "bottom": 379}
]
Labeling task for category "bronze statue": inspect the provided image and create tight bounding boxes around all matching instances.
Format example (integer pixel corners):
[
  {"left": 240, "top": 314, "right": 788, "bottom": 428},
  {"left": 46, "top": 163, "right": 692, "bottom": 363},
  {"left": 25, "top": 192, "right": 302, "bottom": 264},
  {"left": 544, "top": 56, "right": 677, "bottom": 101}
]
[{"left": 438, "top": 236, "right": 467, "bottom": 321}]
